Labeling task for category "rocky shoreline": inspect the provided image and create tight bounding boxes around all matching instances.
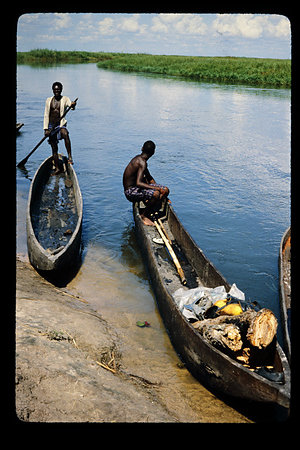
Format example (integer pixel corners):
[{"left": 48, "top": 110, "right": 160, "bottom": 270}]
[
  {"left": 16, "top": 258, "right": 177, "bottom": 422},
  {"left": 16, "top": 257, "right": 257, "bottom": 423}
]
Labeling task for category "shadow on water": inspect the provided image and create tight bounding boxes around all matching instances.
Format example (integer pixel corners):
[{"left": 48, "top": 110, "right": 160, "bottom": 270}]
[
  {"left": 17, "top": 165, "right": 32, "bottom": 181},
  {"left": 36, "top": 245, "right": 85, "bottom": 288},
  {"left": 119, "top": 222, "right": 152, "bottom": 282},
  {"left": 209, "top": 388, "right": 290, "bottom": 423}
]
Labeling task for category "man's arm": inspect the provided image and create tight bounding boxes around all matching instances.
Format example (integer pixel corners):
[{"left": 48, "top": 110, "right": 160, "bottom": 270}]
[
  {"left": 65, "top": 96, "right": 76, "bottom": 110},
  {"left": 144, "top": 167, "right": 156, "bottom": 184},
  {"left": 136, "top": 160, "right": 161, "bottom": 191},
  {"left": 43, "top": 97, "right": 50, "bottom": 133}
]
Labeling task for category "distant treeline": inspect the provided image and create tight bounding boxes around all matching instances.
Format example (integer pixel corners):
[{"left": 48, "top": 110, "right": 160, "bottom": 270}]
[{"left": 17, "top": 50, "right": 291, "bottom": 87}]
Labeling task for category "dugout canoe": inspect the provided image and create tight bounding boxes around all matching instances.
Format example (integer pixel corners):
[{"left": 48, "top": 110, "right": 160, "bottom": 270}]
[
  {"left": 16, "top": 123, "right": 24, "bottom": 132},
  {"left": 26, "top": 154, "right": 83, "bottom": 271},
  {"left": 133, "top": 201, "right": 290, "bottom": 408},
  {"left": 279, "top": 226, "right": 291, "bottom": 363}
]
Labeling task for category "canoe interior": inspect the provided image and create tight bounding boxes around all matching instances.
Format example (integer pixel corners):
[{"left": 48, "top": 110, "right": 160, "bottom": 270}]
[
  {"left": 27, "top": 154, "right": 82, "bottom": 271},
  {"left": 31, "top": 165, "right": 78, "bottom": 253},
  {"left": 136, "top": 200, "right": 230, "bottom": 302},
  {"left": 134, "top": 200, "right": 290, "bottom": 407}
]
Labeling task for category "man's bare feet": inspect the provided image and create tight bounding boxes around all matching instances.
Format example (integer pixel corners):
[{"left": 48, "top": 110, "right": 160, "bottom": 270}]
[
  {"left": 141, "top": 214, "right": 155, "bottom": 226},
  {"left": 68, "top": 157, "right": 74, "bottom": 165}
]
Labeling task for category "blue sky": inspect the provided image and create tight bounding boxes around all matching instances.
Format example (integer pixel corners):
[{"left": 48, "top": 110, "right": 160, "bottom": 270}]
[{"left": 17, "top": 13, "right": 291, "bottom": 59}]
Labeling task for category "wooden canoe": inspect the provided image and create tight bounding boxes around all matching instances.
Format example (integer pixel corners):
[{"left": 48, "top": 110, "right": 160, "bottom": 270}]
[
  {"left": 26, "top": 154, "right": 83, "bottom": 271},
  {"left": 279, "top": 226, "right": 291, "bottom": 363},
  {"left": 133, "top": 201, "right": 290, "bottom": 408}
]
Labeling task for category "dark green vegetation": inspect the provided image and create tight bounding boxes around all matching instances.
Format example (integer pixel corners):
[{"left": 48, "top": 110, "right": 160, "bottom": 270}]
[
  {"left": 17, "top": 49, "right": 103, "bottom": 63},
  {"left": 17, "top": 50, "right": 291, "bottom": 87},
  {"left": 96, "top": 53, "right": 291, "bottom": 87}
]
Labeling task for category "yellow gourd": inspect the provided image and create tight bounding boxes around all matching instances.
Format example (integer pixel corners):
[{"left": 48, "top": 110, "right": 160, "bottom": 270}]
[{"left": 214, "top": 299, "right": 243, "bottom": 316}]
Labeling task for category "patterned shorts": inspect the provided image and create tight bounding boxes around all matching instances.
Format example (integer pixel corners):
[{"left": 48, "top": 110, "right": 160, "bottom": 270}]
[
  {"left": 124, "top": 183, "right": 166, "bottom": 203},
  {"left": 48, "top": 123, "right": 67, "bottom": 145}
]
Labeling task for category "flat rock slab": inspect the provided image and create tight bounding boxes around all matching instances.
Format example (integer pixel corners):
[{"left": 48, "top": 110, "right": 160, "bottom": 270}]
[{"left": 16, "top": 259, "right": 175, "bottom": 422}]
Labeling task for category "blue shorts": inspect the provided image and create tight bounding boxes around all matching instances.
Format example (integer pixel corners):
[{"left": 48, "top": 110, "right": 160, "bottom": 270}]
[
  {"left": 48, "top": 123, "right": 67, "bottom": 145},
  {"left": 124, "top": 183, "right": 166, "bottom": 203}
]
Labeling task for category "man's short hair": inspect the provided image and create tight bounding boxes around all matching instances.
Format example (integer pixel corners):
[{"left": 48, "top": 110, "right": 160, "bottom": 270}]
[
  {"left": 52, "top": 81, "right": 63, "bottom": 91},
  {"left": 143, "top": 140, "right": 156, "bottom": 155}
]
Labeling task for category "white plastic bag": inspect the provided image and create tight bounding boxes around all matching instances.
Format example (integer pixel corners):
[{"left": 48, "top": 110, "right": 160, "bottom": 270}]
[
  {"left": 174, "top": 284, "right": 245, "bottom": 321},
  {"left": 228, "top": 283, "right": 245, "bottom": 300},
  {"left": 174, "top": 285, "right": 228, "bottom": 321}
]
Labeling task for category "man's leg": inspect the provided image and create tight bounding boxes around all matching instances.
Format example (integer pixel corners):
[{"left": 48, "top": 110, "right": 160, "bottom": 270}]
[
  {"left": 125, "top": 185, "right": 170, "bottom": 226},
  {"left": 51, "top": 142, "right": 62, "bottom": 175},
  {"left": 140, "top": 189, "right": 161, "bottom": 226},
  {"left": 150, "top": 184, "right": 170, "bottom": 204},
  {"left": 60, "top": 128, "right": 73, "bottom": 164},
  {"left": 141, "top": 185, "right": 170, "bottom": 225}
]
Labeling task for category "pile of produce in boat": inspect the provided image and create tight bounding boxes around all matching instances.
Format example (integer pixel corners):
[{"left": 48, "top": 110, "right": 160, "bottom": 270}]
[{"left": 174, "top": 284, "right": 278, "bottom": 371}]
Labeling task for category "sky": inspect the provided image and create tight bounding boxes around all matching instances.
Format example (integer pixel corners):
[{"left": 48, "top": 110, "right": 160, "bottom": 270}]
[{"left": 17, "top": 13, "right": 291, "bottom": 59}]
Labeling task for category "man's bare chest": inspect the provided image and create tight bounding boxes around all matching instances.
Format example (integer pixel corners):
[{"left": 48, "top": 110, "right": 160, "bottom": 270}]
[{"left": 50, "top": 97, "right": 61, "bottom": 112}]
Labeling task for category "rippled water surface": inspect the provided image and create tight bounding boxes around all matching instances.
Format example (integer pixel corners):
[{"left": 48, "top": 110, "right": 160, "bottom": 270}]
[{"left": 17, "top": 63, "right": 290, "bottom": 422}]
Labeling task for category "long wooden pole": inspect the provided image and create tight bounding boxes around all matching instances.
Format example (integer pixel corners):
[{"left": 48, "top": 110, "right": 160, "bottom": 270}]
[
  {"left": 153, "top": 219, "right": 186, "bottom": 285},
  {"left": 158, "top": 218, "right": 172, "bottom": 245}
]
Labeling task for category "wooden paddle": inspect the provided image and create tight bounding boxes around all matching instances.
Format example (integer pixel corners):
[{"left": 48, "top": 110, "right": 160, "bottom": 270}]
[
  {"left": 17, "top": 98, "right": 78, "bottom": 167},
  {"left": 152, "top": 215, "right": 186, "bottom": 285}
]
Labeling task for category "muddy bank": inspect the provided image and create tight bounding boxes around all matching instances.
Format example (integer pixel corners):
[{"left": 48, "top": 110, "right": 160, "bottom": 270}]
[{"left": 16, "top": 258, "right": 177, "bottom": 422}]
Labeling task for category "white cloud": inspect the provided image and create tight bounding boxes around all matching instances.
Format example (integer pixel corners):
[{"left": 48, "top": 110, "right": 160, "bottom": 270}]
[
  {"left": 36, "top": 34, "right": 69, "bottom": 42},
  {"left": 158, "top": 13, "right": 185, "bottom": 24},
  {"left": 151, "top": 16, "right": 168, "bottom": 33},
  {"left": 213, "top": 14, "right": 261, "bottom": 38},
  {"left": 151, "top": 14, "right": 207, "bottom": 36},
  {"left": 212, "top": 14, "right": 290, "bottom": 40},
  {"left": 99, "top": 17, "right": 115, "bottom": 35},
  {"left": 266, "top": 16, "right": 290, "bottom": 38},
  {"left": 17, "top": 13, "right": 291, "bottom": 58},
  {"left": 54, "top": 13, "right": 71, "bottom": 30},
  {"left": 174, "top": 15, "right": 207, "bottom": 35},
  {"left": 117, "top": 14, "right": 142, "bottom": 33},
  {"left": 18, "top": 13, "right": 42, "bottom": 25}
]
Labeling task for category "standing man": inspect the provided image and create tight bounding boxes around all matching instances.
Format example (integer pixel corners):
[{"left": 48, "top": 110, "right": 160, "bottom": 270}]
[
  {"left": 123, "top": 140, "right": 170, "bottom": 226},
  {"left": 44, "top": 82, "right": 76, "bottom": 175}
]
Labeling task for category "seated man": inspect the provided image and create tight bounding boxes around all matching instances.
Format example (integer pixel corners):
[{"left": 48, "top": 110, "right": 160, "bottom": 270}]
[{"left": 123, "top": 140, "right": 169, "bottom": 226}]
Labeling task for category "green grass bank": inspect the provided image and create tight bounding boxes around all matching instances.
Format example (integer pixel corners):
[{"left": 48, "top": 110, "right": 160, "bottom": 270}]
[
  {"left": 17, "top": 50, "right": 291, "bottom": 87},
  {"left": 17, "top": 49, "right": 103, "bottom": 63}
]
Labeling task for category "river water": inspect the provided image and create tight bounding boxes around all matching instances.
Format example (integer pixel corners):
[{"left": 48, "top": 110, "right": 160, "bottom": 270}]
[{"left": 16, "top": 63, "right": 290, "bottom": 422}]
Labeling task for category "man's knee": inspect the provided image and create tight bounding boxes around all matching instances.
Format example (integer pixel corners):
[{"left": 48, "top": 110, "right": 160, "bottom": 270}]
[
  {"left": 60, "top": 128, "right": 69, "bottom": 139},
  {"left": 161, "top": 186, "right": 169, "bottom": 197},
  {"left": 152, "top": 190, "right": 160, "bottom": 200}
]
